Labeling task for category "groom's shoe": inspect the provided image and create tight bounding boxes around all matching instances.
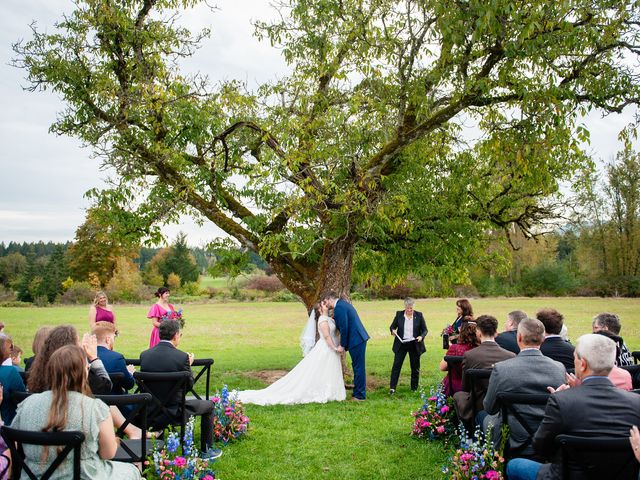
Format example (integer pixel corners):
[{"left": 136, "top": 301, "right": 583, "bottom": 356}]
[
  {"left": 351, "top": 397, "right": 366, "bottom": 402},
  {"left": 389, "top": 389, "right": 396, "bottom": 395}
]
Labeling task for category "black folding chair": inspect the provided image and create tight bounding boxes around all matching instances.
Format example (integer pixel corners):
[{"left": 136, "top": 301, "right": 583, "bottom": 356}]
[
  {"left": 1, "top": 426, "right": 84, "bottom": 480},
  {"left": 127, "top": 357, "right": 214, "bottom": 400},
  {"left": 620, "top": 364, "right": 640, "bottom": 389},
  {"left": 12, "top": 390, "right": 32, "bottom": 405},
  {"left": 555, "top": 434, "right": 640, "bottom": 480},
  {"left": 632, "top": 351, "right": 640, "bottom": 365},
  {"left": 95, "top": 393, "right": 160, "bottom": 463},
  {"left": 465, "top": 368, "right": 493, "bottom": 422},
  {"left": 107, "top": 371, "right": 126, "bottom": 394},
  {"left": 497, "top": 392, "right": 550, "bottom": 461},
  {"left": 443, "top": 355, "right": 464, "bottom": 397},
  {"left": 133, "top": 371, "right": 191, "bottom": 441}
]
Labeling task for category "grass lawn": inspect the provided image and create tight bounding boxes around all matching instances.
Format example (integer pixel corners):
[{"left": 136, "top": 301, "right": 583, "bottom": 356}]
[{"left": 3, "top": 297, "right": 640, "bottom": 478}]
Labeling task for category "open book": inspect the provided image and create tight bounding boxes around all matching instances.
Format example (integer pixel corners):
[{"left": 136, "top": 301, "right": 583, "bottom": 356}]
[{"left": 394, "top": 332, "right": 415, "bottom": 343}]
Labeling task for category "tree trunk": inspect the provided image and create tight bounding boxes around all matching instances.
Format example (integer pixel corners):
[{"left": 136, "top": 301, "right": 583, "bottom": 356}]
[{"left": 269, "top": 234, "right": 357, "bottom": 313}]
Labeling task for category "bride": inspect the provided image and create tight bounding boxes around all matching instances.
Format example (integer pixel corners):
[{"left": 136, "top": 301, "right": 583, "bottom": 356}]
[{"left": 237, "top": 303, "right": 346, "bottom": 405}]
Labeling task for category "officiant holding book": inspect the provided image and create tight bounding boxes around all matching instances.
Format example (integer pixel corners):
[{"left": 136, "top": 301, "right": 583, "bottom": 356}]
[{"left": 389, "top": 298, "right": 428, "bottom": 394}]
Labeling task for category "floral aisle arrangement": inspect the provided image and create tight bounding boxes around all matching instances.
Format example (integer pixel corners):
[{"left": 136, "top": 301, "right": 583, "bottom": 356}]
[
  {"left": 411, "top": 385, "right": 455, "bottom": 440},
  {"left": 211, "top": 385, "right": 250, "bottom": 445},
  {"left": 144, "top": 417, "right": 216, "bottom": 480},
  {"left": 442, "top": 426, "right": 506, "bottom": 480}
]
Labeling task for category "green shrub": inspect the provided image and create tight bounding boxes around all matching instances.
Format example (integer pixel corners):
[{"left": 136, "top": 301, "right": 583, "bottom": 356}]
[
  {"left": 60, "top": 281, "right": 95, "bottom": 304},
  {"left": 518, "top": 262, "right": 578, "bottom": 296}
]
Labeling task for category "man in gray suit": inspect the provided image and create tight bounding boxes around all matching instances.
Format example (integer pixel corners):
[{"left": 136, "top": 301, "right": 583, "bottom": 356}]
[
  {"left": 482, "top": 318, "right": 566, "bottom": 456},
  {"left": 507, "top": 334, "right": 640, "bottom": 480},
  {"left": 453, "top": 315, "right": 515, "bottom": 425}
]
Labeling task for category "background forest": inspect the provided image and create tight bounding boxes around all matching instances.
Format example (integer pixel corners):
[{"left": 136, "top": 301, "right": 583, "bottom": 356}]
[{"left": 1, "top": 145, "right": 639, "bottom": 305}]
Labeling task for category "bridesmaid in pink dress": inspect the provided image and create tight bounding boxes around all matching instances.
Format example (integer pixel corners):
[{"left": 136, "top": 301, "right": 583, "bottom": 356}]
[
  {"left": 89, "top": 291, "right": 116, "bottom": 330},
  {"left": 147, "top": 287, "right": 176, "bottom": 348}
]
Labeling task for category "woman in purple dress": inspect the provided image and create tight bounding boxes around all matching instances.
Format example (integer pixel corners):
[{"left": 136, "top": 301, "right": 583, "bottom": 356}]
[
  {"left": 89, "top": 291, "right": 116, "bottom": 330},
  {"left": 147, "top": 287, "right": 177, "bottom": 348}
]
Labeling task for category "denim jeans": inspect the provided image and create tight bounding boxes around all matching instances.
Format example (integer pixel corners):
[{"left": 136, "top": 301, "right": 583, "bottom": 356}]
[{"left": 506, "top": 458, "right": 542, "bottom": 480}]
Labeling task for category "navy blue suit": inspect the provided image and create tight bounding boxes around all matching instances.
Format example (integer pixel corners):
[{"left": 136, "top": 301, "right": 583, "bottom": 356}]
[
  {"left": 333, "top": 299, "right": 370, "bottom": 399},
  {"left": 97, "top": 345, "right": 135, "bottom": 394}
]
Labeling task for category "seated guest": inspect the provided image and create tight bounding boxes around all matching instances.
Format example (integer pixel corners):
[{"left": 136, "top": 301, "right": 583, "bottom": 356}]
[
  {"left": 0, "top": 386, "right": 11, "bottom": 480},
  {"left": 11, "top": 344, "right": 24, "bottom": 372},
  {"left": 28, "top": 325, "right": 112, "bottom": 395},
  {"left": 23, "top": 326, "right": 51, "bottom": 371},
  {"left": 565, "top": 364, "right": 632, "bottom": 391},
  {"left": 94, "top": 322, "right": 135, "bottom": 395},
  {"left": 592, "top": 312, "right": 634, "bottom": 366},
  {"left": 12, "top": 345, "right": 141, "bottom": 479},
  {"left": 27, "top": 325, "right": 147, "bottom": 439},
  {"left": 0, "top": 335, "right": 26, "bottom": 424},
  {"left": 453, "top": 315, "right": 515, "bottom": 426},
  {"left": 482, "top": 318, "right": 566, "bottom": 456},
  {"left": 537, "top": 308, "right": 575, "bottom": 370},
  {"left": 140, "top": 320, "right": 221, "bottom": 459},
  {"left": 507, "top": 334, "right": 640, "bottom": 480},
  {"left": 440, "top": 322, "right": 479, "bottom": 395},
  {"left": 495, "top": 310, "right": 528, "bottom": 354}
]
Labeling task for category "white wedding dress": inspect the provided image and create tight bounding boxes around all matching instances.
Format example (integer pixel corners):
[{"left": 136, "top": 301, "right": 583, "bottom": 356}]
[{"left": 237, "top": 315, "right": 346, "bottom": 405}]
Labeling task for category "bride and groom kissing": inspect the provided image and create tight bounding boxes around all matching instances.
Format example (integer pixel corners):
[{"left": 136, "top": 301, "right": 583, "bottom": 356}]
[{"left": 237, "top": 291, "right": 370, "bottom": 405}]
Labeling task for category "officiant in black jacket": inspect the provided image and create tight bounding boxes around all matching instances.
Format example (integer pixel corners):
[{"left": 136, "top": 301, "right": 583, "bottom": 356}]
[{"left": 389, "top": 298, "right": 428, "bottom": 393}]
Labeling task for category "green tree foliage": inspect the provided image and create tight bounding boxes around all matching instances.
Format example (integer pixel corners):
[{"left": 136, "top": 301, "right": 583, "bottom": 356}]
[
  {"left": 0, "top": 252, "right": 27, "bottom": 287},
  {"left": 14, "top": 0, "right": 640, "bottom": 307},
  {"left": 161, "top": 233, "right": 199, "bottom": 285},
  {"left": 37, "top": 245, "right": 70, "bottom": 303},
  {"left": 67, "top": 207, "right": 140, "bottom": 286},
  {"left": 572, "top": 146, "right": 640, "bottom": 295}
]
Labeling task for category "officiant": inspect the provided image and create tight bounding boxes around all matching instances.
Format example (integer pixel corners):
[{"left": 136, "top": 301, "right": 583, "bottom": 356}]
[{"left": 389, "top": 297, "right": 428, "bottom": 394}]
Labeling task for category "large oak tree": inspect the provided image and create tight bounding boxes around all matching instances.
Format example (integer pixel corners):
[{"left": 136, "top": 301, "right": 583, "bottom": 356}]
[{"left": 14, "top": 0, "right": 640, "bottom": 308}]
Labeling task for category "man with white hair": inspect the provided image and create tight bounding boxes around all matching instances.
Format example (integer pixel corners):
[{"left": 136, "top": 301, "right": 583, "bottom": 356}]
[
  {"left": 389, "top": 297, "right": 428, "bottom": 393},
  {"left": 506, "top": 334, "right": 640, "bottom": 480}
]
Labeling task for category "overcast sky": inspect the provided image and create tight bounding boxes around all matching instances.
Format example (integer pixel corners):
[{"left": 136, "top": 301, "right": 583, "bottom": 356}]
[{"left": 0, "top": 1, "right": 637, "bottom": 246}]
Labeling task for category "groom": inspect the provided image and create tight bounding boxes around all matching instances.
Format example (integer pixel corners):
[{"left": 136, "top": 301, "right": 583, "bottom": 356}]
[{"left": 322, "top": 291, "right": 370, "bottom": 401}]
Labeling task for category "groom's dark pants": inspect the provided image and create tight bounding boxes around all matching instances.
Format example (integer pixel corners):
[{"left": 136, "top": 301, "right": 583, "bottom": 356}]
[
  {"left": 390, "top": 341, "right": 421, "bottom": 391},
  {"left": 349, "top": 341, "right": 367, "bottom": 400}
]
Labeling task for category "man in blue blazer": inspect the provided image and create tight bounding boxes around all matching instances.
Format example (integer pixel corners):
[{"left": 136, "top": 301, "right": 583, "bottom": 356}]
[
  {"left": 94, "top": 322, "right": 135, "bottom": 395},
  {"left": 322, "top": 291, "right": 370, "bottom": 400}
]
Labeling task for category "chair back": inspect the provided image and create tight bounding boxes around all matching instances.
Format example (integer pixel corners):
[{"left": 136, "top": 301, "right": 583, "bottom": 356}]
[
  {"left": 632, "top": 351, "right": 640, "bottom": 365},
  {"left": 497, "top": 392, "right": 550, "bottom": 461},
  {"left": 443, "top": 356, "right": 464, "bottom": 397},
  {"left": 1, "top": 426, "right": 84, "bottom": 480},
  {"left": 95, "top": 393, "right": 156, "bottom": 463},
  {"left": 619, "top": 364, "right": 640, "bottom": 389},
  {"left": 555, "top": 434, "right": 640, "bottom": 480},
  {"left": 465, "top": 368, "right": 492, "bottom": 420},
  {"left": 107, "top": 372, "right": 127, "bottom": 394},
  {"left": 12, "top": 390, "right": 32, "bottom": 405},
  {"left": 127, "top": 358, "right": 214, "bottom": 400},
  {"left": 133, "top": 371, "right": 190, "bottom": 439}
]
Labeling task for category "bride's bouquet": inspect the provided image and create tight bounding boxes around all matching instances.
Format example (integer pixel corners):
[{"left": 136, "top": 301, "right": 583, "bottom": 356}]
[{"left": 211, "top": 385, "right": 250, "bottom": 445}]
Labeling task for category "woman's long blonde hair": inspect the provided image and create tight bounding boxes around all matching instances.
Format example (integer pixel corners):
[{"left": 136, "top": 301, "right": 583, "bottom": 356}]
[
  {"left": 93, "top": 291, "right": 108, "bottom": 306},
  {"left": 43, "top": 345, "right": 91, "bottom": 433}
]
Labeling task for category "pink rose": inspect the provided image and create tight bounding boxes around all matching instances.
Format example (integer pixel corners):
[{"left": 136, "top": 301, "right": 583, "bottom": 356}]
[
  {"left": 203, "top": 476, "right": 215, "bottom": 480},
  {"left": 436, "top": 426, "right": 445, "bottom": 434},
  {"left": 173, "top": 456, "right": 187, "bottom": 467},
  {"left": 440, "top": 405, "right": 450, "bottom": 413},
  {"left": 485, "top": 470, "right": 500, "bottom": 479}
]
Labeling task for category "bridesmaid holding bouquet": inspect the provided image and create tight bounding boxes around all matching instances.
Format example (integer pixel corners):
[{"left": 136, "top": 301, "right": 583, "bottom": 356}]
[{"left": 147, "top": 287, "right": 178, "bottom": 348}]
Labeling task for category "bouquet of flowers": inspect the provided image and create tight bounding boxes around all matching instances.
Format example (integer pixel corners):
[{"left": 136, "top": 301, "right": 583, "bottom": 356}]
[
  {"left": 211, "top": 385, "right": 250, "bottom": 445},
  {"left": 442, "top": 426, "right": 505, "bottom": 480},
  {"left": 411, "top": 385, "right": 455, "bottom": 440},
  {"left": 144, "top": 417, "right": 216, "bottom": 480},
  {"left": 162, "top": 308, "right": 185, "bottom": 328},
  {"left": 441, "top": 324, "right": 459, "bottom": 349}
]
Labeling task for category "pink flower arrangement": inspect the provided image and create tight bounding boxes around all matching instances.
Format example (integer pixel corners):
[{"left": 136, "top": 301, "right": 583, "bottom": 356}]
[
  {"left": 411, "top": 385, "right": 455, "bottom": 440},
  {"left": 211, "top": 385, "right": 250, "bottom": 445},
  {"left": 442, "top": 426, "right": 505, "bottom": 479}
]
